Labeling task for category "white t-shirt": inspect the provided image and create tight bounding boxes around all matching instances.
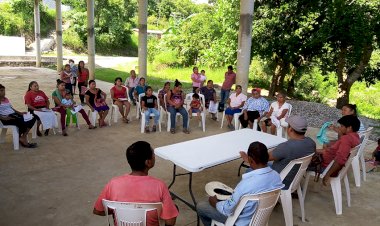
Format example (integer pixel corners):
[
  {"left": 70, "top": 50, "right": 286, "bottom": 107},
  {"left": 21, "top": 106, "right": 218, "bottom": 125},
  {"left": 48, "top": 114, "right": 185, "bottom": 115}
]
[
  {"left": 229, "top": 93, "right": 247, "bottom": 108},
  {"left": 270, "top": 101, "right": 290, "bottom": 118}
]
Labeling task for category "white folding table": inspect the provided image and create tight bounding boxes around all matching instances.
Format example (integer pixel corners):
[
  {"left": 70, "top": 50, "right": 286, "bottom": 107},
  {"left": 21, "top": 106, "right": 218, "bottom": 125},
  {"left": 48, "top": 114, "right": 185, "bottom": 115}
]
[{"left": 155, "top": 128, "right": 287, "bottom": 210}]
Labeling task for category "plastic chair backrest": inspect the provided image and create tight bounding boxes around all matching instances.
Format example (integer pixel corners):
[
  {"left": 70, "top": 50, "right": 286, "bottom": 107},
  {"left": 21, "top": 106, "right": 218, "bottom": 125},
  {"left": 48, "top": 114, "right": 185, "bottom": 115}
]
[
  {"left": 223, "top": 187, "right": 283, "bottom": 226},
  {"left": 336, "top": 144, "right": 360, "bottom": 179},
  {"left": 102, "top": 199, "right": 164, "bottom": 226},
  {"left": 286, "top": 103, "right": 292, "bottom": 117},
  {"left": 115, "top": 207, "right": 155, "bottom": 226},
  {"left": 280, "top": 153, "right": 314, "bottom": 193},
  {"left": 357, "top": 127, "right": 373, "bottom": 155}
]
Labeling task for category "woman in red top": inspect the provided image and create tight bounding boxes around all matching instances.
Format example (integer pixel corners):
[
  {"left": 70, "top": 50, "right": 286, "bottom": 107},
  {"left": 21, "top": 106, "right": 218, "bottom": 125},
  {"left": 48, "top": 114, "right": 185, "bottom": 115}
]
[
  {"left": 110, "top": 77, "right": 131, "bottom": 123},
  {"left": 77, "top": 61, "right": 89, "bottom": 104},
  {"left": 24, "top": 81, "right": 54, "bottom": 136}
]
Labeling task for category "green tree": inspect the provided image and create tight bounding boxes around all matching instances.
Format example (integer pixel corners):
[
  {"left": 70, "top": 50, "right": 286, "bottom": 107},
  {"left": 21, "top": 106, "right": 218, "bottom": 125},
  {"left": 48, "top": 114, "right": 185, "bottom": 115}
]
[{"left": 317, "top": 0, "right": 380, "bottom": 108}]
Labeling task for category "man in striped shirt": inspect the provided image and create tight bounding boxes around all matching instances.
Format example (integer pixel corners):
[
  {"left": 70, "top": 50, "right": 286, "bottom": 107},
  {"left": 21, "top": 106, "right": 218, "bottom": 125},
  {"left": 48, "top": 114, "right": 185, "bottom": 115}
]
[{"left": 239, "top": 88, "right": 269, "bottom": 130}]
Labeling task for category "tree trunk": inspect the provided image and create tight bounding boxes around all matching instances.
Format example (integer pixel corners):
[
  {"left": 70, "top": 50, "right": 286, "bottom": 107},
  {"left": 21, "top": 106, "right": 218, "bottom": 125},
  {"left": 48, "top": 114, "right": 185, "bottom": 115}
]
[
  {"left": 269, "top": 59, "right": 288, "bottom": 97},
  {"left": 138, "top": 0, "right": 148, "bottom": 77},
  {"left": 336, "top": 44, "right": 373, "bottom": 109},
  {"left": 287, "top": 77, "right": 295, "bottom": 96}
]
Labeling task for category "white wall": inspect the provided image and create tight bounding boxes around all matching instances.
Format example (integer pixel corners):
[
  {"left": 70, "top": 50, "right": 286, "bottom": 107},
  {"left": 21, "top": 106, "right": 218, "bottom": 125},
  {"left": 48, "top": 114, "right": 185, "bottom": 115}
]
[{"left": 0, "top": 36, "right": 25, "bottom": 56}]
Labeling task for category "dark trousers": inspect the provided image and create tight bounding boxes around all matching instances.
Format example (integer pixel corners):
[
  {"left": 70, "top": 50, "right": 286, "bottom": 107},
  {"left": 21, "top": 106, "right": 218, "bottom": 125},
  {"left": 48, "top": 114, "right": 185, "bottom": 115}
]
[
  {"left": 1, "top": 114, "right": 36, "bottom": 135},
  {"left": 78, "top": 82, "right": 86, "bottom": 103},
  {"left": 65, "top": 83, "right": 73, "bottom": 95},
  {"left": 239, "top": 110, "right": 260, "bottom": 129}
]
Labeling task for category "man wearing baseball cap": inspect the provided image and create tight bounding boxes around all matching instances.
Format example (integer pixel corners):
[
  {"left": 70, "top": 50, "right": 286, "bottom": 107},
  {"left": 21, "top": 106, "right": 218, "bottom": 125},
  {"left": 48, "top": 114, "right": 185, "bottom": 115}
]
[{"left": 241, "top": 115, "right": 316, "bottom": 188}]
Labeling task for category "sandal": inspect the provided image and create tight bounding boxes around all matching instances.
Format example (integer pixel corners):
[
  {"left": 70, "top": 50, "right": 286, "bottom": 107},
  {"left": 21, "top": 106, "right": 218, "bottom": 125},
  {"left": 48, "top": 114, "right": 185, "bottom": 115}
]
[
  {"left": 20, "top": 142, "right": 37, "bottom": 148},
  {"left": 44, "top": 129, "right": 50, "bottom": 136},
  {"left": 170, "top": 128, "right": 175, "bottom": 134},
  {"left": 88, "top": 125, "right": 97, "bottom": 129},
  {"left": 183, "top": 128, "right": 190, "bottom": 134}
]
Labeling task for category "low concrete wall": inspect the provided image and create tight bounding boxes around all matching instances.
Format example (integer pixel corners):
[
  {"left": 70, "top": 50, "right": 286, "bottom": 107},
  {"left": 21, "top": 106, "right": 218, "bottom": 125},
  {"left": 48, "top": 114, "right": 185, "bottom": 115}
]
[{"left": 0, "top": 36, "right": 25, "bottom": 56}]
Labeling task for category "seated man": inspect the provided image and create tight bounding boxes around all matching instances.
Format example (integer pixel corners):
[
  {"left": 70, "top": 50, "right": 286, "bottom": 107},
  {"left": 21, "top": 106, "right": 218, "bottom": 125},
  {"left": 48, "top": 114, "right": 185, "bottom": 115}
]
[
  {"left": 317, "top": 115, "right": 361, "bottom": 185},
  {"left": 241, "top": 115, "right": 316, "bottom": 188},
  {"left": 239, "top": 88, "right": 269, "bottom": 130},
  {"left": 197, "top": 142, "right": 284, "bottom": 226},
  {"left": 93, "top": 141, "right": 178, "bottom": 226}
]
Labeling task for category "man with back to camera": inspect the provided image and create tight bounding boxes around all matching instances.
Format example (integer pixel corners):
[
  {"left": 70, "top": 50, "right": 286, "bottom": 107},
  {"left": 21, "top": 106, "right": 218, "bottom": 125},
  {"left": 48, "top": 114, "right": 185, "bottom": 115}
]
[
  {"left": 93, "top": 141, "right": 178, "bottom": 226},
  {"left": 197, "top": 142, "right": 284, "bottom": 226}
]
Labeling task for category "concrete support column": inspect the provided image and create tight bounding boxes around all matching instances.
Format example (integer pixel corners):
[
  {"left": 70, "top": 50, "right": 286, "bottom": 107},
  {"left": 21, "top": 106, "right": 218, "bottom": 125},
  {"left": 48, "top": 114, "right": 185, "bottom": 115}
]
[
  {"left": 34, "top": 0, "right": 41, "bottom": 67},
  {"left": 56, "top": 0, "right": 63, "bottom": 72},
  {"left": 138, "top": 0, "right": 148, "bottom": 78},
  {"left": 236, "top": 0, "right": 255, "bottom": 94},
  {"left": 87, "top": 0, "right": 95, "bottom": 80}
]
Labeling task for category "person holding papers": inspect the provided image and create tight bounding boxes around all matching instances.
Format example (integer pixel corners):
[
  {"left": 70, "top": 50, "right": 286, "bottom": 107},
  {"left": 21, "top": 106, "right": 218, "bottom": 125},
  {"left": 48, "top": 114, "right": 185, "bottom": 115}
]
[
  {"left": 0, "top": 84, "right": 37, "bottom": 148},
  {"left": 110, "top": 77, "right": 131, "bottom": 123},
  {"left": 52, "top": 79, "right": 95, "bottom": 136}
]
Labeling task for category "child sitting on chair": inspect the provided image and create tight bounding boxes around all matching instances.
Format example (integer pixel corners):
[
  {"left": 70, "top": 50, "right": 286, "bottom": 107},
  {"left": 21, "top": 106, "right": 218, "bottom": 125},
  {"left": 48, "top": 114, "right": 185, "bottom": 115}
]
[
  {"left": 141, "top": 86, "right": 160, "bottom": 133},
  {"left": 61, "top": 92, "right": 78, "bottom": 127},
  {"left": 188, "top": 93, "right": 203, "bottom": 121}
]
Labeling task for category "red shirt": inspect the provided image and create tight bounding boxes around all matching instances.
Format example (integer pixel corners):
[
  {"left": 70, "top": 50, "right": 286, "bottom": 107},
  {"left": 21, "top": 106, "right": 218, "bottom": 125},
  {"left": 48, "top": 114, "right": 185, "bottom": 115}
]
[
  {"left": 222, "top": 71, "right": 236, "bottom": 90},
  {"left": 94, "top": 174, "right": 179, "bottom": 226},
  {"left": 322, "top": 132, "right": 360, "bottom": 167},
  {"left": 77, "top": 68, "right": 89, "bottom": 83},
  {"left": 110, "top": 86, "right": 127, "bottom": 99},
  {"left": 24, "top": 90, "right": 49, "bottom": 108}
]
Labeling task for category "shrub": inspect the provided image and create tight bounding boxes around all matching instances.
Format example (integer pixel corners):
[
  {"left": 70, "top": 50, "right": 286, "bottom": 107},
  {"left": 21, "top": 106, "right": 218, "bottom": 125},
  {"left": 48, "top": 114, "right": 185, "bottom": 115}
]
[
  {"left": 62, "top": 28, "right": 85, "bottom": 53},
  {"left": 153, "top": 50, "right": 180, "bottom": 67}
]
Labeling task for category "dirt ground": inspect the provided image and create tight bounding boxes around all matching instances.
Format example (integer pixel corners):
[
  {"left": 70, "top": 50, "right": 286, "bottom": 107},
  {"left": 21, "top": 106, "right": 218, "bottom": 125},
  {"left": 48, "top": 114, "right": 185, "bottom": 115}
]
[{"left": 0, "top": 67, "right": 379, "bottom": 226}]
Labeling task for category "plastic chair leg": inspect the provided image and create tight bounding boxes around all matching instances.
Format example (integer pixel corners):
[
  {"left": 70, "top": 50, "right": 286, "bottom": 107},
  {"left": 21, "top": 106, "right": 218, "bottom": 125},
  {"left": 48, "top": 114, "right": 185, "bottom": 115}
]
[
  {"left": 252, "top": 119, "right": 258, "bottom": 131},
  {"left": 220, "top": 112, "right": 225, "bottom": 128},
  {"left": 31, "top": 122, "right": 37, "bottom": 139},
  {"left": 351, "top": 157, "right": 361, "bottom": 187},
  {"left": 280, "top": 190, "right": 293, "bottom": 226},
  {"left": 344, "top": 175, "right": 351, "bottom": 207},
  {"left": 277, "top": 126, "right": 283, "bottom": 137},
  {"left": 202, "top": 113, "right": 206, "bottom": 132},
  {"left": 330, "top": 178, "right": 343, "bottom": 215},
  {"left": 302, "top": 174, "right": 311, "bottom": 201},
  {"left": 297, "top": 186, "right": 306, "bottom": 222},
  {"left": 234, "top": 114, "right": 240, "bottom": 130},
  {"left": 360, "top": 152, "right": 367, "bottom": 181},
  {"left": 167, "top": 113, "right": 171, "bottom": 132},
  {"left": 11, "top": 127, "right": 19, "bottom": 150}
]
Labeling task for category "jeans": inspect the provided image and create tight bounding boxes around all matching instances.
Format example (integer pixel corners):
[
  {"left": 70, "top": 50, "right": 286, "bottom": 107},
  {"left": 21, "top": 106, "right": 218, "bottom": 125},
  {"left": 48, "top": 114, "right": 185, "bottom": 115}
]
[
  {"left": 219, "top": 89, "right": 230, "bottom": 110},
  {"left": 65, "top": 83, "right": 73, "bottom": 95},
  {"left": 128, "top": 87, "right": 135, "bottom": 102},
  {"left": 197, "top": 201, "right": 227, "bottom": 226},
  {"left": 167, "top": 106, "right": 188, "bottom": 129},
  {"left": 144, "top": 108, "right": 160, "bottom": 126}
]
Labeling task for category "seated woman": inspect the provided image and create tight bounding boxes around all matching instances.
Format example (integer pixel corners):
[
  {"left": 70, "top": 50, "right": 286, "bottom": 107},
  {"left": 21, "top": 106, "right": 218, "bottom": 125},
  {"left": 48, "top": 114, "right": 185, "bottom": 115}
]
[
  {"left": 52, "top": 80, "right": 95, "bottom": 136},
  {"left": 110, "top": 77, "right": 131, "bottom": 123},
  {"left": 166, "top": 79, "right": 189, "bottom": 134},
  {"left": 24, "top": 81, "right": 57, "bottom": 136},
  {"left": 261, "top": 91, "right": 290, "bottom": 134},
  {"left": 85, "top": 80, "right": 109, "bottom": 127},
  {"left": 224, "top": 85, "right": 247, "bottom": 130},
  {"left": 158, "top": 81, "right": 170, "bottom": 111},
  {"left": 0, "top": 84, "right": 37, "bottom": 148}
]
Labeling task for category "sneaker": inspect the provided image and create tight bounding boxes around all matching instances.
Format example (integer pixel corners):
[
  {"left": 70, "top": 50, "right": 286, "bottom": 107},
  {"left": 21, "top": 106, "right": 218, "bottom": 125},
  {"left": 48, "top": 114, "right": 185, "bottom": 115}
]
[
  {"left": 145, "top": 126, "right": 150, "bottom": 133},
  {"left": 152, "top": 125, "right": 157, "bottom": 132},
  {"left": 183, "top": 128, "right": 190, "bottom": 134}
]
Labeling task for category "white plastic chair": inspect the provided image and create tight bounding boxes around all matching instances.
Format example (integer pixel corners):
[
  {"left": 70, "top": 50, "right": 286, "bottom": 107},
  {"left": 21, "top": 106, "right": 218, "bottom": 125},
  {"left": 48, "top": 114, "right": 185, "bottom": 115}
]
[
  {"left": 279, "top": 153, "right": 314, "bottom": 226},
  {"left": 0, "top": 120, "right": 19, "bottom": 150},
  {"left": 139, "top": 92, "right": 162, "bottom": 133},
  {"left": 87, "top": 109, "right": 111, "bottom": 127},
  {"left": 352, "top": 127, "right": 373, "bottom": 187},
  {"left": 211, "top": 187, "right": 283, "bottom": 226},
  {"left": 276, "top": 104, "right": 292, "bottom": 138},
  {"left": 163, "top": 93, "right": 186, "bottom": 132},
  {"left": 102, "top": 199, "right": 164, "bottom": 226},
  {"left": 185, "top": 93, "right": 206, "bottom": 132},
  {"left": 302, "top": 145, "right": 360, "bottom": 215},
  {"left": 111, "top": 86, "right": 132, "bottom": 124},
  {"left": 115, "top": 207, "right": 153, "bottom": 226},
  {"left": 220, "top": 107, "right": 243, "bottom": 130}
]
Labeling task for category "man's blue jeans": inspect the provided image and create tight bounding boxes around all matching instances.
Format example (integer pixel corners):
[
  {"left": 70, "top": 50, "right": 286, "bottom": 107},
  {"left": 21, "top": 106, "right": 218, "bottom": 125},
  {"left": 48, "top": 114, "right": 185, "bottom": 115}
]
[
  {"left": 128, "top": 87, "right": 135, "bottom": 102},
  {"left": 167, "top": 106, "right": 188, "bottom": 129},
  {"left": 144, "top": 108, "right": 160, "bottom": 126},
  {"left": 197, "top": 201, "right": 227, "bottom": 226},
  {"left": 219, "top": 89, "right": 230, "bottom": 111}
]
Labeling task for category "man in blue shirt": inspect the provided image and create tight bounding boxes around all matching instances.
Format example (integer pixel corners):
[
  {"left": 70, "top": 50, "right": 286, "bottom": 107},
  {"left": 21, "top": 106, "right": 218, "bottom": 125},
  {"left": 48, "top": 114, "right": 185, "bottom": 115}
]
[{"left": 197, "top": 142, "right": 284, "bottom": 226}]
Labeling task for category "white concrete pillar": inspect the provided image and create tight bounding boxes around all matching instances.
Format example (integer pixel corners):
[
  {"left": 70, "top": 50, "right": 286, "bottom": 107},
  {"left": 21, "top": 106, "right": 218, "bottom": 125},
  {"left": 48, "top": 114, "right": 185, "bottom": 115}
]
[
  {"left": 56, "top": 0, "right": 63, "bottom": 72},
  {"left": 138, "top": 0, "right": 148, "bottom": 78},
  {"left": 87, "top": 0, "right": 95, "bottom": 80},
  {"left": 34, "top": 0, "right": 41, "bottom": 67},
  {"left": 236, "top": 0, "right": 255, "bottom": 94}
]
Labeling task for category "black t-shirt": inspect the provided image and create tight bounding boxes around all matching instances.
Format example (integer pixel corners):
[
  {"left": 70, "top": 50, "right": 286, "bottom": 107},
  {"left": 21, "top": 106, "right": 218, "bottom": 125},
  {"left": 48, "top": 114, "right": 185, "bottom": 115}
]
[{"left": 141, "top": 95, "right": 157, "bottom": 108}]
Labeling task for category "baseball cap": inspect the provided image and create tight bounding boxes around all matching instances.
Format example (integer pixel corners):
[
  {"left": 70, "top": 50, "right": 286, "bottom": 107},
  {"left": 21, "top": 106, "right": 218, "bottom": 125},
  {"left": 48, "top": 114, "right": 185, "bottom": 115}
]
[
  {"left": 286, "top": 115, "right": 308, "bottom": 132},
  {"left": 251, "top": 88, "right": 261, "bottom": 94}
]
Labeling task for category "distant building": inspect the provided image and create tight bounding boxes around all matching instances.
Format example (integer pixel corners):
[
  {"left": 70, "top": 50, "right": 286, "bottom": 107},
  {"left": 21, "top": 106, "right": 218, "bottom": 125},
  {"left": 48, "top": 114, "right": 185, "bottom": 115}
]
[{"left": 192, "top": 0, "right": 210, "bottom": 4}]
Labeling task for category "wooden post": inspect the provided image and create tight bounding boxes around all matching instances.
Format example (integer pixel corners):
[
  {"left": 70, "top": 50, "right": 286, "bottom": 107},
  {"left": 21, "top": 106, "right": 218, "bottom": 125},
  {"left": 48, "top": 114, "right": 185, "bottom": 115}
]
[
  {"left": 87, "top": 0, "right": 95, "bottom": 80},
  {"left": 236, "top": 0, "right": 255, "bottom": 94},
  {"left": 34, "top": 0, "right": 41, "bottom": 67},
  {"left": 56, "top": 0, "right": 63, "bottom": 72},
  {"left": 138, "top": 0, "right": 148, "bottom": 78}
]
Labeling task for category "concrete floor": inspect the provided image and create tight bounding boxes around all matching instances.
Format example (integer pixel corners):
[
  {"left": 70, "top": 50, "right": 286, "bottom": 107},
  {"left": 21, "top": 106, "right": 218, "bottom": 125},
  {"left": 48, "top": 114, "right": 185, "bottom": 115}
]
[{"left": 0, "top": 67, "right": 379, "bottom": 226}]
